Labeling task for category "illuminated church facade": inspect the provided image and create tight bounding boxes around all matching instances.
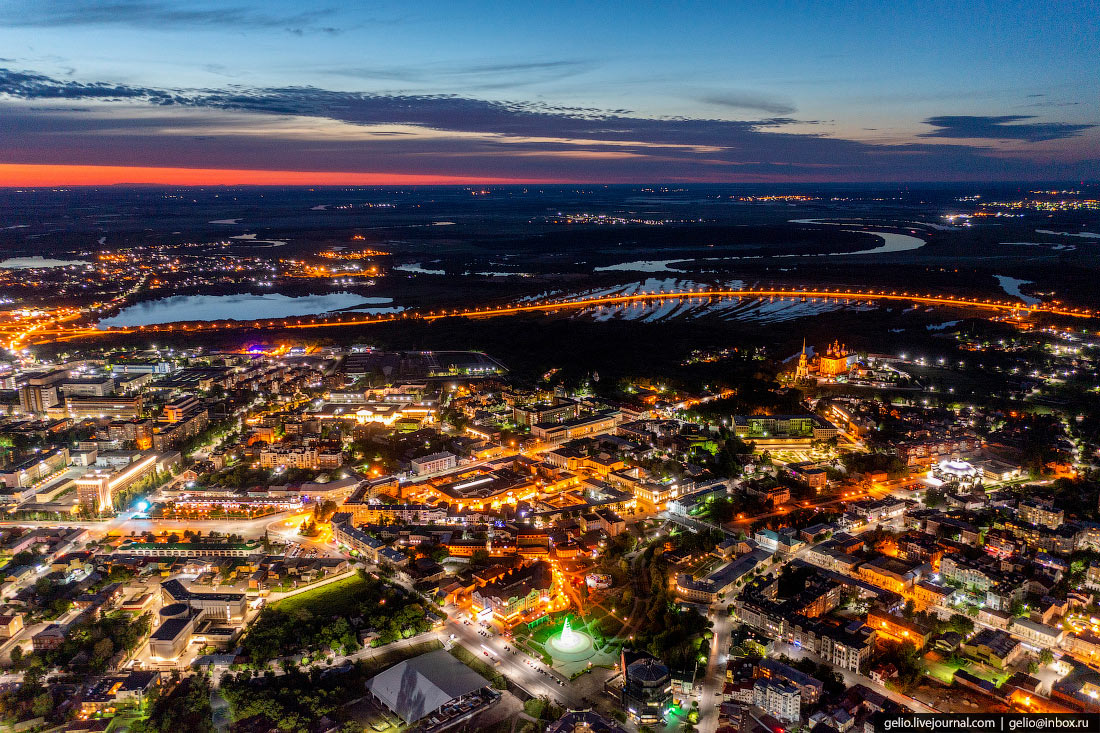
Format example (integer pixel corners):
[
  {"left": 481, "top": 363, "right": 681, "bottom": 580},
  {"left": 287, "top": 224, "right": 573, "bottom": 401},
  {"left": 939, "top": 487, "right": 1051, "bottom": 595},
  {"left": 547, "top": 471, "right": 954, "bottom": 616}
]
[{"left": 795, "top": 340, "right": 858, "bottom": 381}]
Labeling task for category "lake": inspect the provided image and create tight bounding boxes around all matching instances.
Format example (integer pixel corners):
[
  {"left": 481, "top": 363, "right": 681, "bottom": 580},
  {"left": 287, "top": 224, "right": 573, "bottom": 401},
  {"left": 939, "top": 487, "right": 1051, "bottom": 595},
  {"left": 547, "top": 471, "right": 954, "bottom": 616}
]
[
  {"left": 994, "top": 275, "right": 1040, "bottom": 306},
  {"left": 0, "top": 256, "right": 89, "bottom": 269},
  {"left": 98, "top": 292, "right": 401, "bottom": 327},
  {"left": 594, "top": 227, "right": 926, "bottom": 272}
]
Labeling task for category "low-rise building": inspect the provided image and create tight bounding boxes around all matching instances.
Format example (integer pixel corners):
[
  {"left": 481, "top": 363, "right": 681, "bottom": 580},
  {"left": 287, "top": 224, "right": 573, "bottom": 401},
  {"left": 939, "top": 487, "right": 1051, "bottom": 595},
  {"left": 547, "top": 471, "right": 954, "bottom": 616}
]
[
  {"left": 471, "top": 561, "right": 552, "bottom": 624},
  {"left": 1010, "top": 617, "right": 1064, "bottom": 648},
  {"left": 120, "top": 540, "right": 260, "bottom": 558},
  {"left": 0, "top": 613, "right": 24, "bottom": 639},
  {"left": 620, "top": 649, "right": 672, "bottom": 725},
  {"left": 867, "top": 608, "right": 932, "bottom": 649},
  {"left": 410, "top": 451, "right": 457, "bottom": 476},
  {"left": 160, "top": 579, "right": 247, "bottom": 621},
  {"left": 962, "top": 629, "right": 1025, "bottom": 669}
]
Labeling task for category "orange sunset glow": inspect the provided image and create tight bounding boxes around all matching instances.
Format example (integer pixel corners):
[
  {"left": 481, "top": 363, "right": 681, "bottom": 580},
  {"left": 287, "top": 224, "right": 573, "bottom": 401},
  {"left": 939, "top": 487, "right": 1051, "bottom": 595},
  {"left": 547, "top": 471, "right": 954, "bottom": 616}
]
[{"left": 0, "top": 164, "right": 544, "bottom": 187}]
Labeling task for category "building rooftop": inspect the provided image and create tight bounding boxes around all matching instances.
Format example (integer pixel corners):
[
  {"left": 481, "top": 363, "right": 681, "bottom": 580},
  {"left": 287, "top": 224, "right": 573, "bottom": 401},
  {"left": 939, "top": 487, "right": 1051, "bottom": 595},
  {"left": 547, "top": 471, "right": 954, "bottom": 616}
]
[{"left": 365, "top": 649, "right": 489, "bottom": 723}]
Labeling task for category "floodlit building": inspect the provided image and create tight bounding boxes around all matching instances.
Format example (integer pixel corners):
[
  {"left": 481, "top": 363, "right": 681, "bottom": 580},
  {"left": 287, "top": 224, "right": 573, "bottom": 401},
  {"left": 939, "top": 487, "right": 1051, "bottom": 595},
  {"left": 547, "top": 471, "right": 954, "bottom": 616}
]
[
  {"left": 0, "top": 447, "right": 70, "bottom": 490},
  {"left": 160, "top": 579, "right": 247, "bottom": 621},
  {"left": 753, "top": 678, "right": 801, "bottom": 724},
  {"left": 75, "top": 453, "right": 157, "bottom": 512},
  {"left": 532, "top": 411, "right": 622, "bottom": 443},
  {"left": 471, "top": 560, "right": 552, "bottom": 624},
  {"left": 620, "top": 649, "right": 672, "bottom": 725},
  {"left": 259, "top": 447, "right": 318, "bottom": 469},
  {"left": 411, "top": 451, "right": 457, "bottom": 476},
  {"left": 65, "top": 395, "right": 144, "bottom": 419}
]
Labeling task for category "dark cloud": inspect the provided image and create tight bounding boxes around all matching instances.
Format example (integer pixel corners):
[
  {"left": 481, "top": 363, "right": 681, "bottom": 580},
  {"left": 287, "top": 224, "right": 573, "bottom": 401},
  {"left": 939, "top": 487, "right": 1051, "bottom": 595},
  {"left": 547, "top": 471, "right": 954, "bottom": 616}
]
[
  {"left": 0, "top": 1, "right": 341, "bottom": 35},
  {"left": 919, "top": 114, "right": 1094, "bottom": 142},
  {"left": 0, "top": 67, "right": 1096, "bottom": 182},
  {"left": 0, "top": 67, "right": 175, "bottom": 101},
  {"left": 699, "top": 91, "right": 796, "bottom": 116},
  {"left": 1022, "top": 100, "right": 1082, "bottom": 109}
]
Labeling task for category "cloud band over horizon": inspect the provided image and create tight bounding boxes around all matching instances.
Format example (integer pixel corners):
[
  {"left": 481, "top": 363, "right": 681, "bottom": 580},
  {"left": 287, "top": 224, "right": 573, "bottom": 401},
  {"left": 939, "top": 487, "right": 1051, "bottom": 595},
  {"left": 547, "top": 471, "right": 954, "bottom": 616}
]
[{"left": 0, "top": 65, "right": 1096, "bottom": 185}]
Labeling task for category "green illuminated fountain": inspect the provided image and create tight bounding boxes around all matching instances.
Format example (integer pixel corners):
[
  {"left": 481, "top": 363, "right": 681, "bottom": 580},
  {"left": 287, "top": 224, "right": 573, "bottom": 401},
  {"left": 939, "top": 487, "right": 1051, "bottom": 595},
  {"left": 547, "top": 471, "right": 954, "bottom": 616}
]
[{"left": 548, "top": 616, "right": 592, "bottom": 655}]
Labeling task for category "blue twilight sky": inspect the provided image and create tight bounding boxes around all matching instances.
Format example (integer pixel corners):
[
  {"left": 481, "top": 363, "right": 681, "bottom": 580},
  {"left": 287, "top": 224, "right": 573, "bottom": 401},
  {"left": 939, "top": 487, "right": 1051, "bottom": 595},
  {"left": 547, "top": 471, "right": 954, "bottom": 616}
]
[{"left": 0, "top": 0, "right": 1097, "bottom": 183}]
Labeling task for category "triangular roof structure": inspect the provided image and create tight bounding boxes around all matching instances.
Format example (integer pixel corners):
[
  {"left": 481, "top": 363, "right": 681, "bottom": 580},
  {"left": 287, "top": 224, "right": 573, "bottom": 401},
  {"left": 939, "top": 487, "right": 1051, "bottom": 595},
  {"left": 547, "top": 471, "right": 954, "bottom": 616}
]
[{"left": 365, "top": 649, "right": 490, "bottom": 723}]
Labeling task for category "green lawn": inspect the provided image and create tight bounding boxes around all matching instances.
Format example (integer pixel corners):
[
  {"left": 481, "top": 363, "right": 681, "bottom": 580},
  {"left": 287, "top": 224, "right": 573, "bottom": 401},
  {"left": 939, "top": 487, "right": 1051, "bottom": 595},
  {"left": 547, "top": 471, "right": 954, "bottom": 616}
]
[
  {"left": 243, "top": 572, "right": 431, "bottom": 665},
  {"left": 273, "top": 574, "right": 366, "bottom": 616},
  {"left": 925, "top": 657, "right": 1011, "bottom": 687}
]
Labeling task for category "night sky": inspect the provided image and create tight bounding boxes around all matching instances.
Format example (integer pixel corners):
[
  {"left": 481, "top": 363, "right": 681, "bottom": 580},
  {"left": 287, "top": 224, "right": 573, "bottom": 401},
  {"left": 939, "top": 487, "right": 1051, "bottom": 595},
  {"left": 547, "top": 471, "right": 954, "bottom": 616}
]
[{"left": 0, "top": 0, "right": 1096, "bottom": 184}]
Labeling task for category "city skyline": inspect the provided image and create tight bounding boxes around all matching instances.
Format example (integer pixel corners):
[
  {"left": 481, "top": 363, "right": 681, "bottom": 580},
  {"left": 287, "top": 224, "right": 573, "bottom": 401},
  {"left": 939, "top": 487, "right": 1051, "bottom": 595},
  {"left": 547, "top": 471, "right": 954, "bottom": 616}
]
[{"left": 0, "top": 0, "right": 1097, "bottom": 185}]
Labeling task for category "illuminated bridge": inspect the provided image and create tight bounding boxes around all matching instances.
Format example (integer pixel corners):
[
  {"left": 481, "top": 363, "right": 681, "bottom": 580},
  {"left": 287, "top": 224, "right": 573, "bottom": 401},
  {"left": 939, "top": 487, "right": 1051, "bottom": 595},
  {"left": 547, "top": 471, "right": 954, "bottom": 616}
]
[
  {"left": 414, "top": 288, "right": 1095, "bottom": 321},
  {"left": 12, "top": 287, "right": 1098, "bottom": 346}
]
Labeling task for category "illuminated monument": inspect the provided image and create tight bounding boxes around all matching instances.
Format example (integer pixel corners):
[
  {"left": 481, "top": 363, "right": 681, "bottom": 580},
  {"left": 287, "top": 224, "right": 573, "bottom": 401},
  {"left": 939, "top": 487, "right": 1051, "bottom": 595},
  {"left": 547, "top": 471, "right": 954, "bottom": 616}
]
[
  {"left": 794, "top": 339, "right": 856, "bottom": 381},
  {"left": 818, "top": 340, "right": 854, "bottom": 377}
]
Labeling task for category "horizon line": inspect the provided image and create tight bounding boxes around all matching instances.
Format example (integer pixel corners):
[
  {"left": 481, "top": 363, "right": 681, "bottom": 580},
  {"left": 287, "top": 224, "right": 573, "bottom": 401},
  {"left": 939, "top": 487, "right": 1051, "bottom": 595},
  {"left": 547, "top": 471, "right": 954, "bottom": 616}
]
[{"left": 0, "top": 164, "right": 1096, "bottom": 188}]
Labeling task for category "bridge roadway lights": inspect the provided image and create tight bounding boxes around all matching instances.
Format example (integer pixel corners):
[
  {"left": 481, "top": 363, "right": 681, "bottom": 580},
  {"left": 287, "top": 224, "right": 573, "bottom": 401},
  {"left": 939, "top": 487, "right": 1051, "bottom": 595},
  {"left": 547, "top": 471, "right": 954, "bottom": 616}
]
[{"left": 20, "top": 288, "right": 1097, "bottom": 343}]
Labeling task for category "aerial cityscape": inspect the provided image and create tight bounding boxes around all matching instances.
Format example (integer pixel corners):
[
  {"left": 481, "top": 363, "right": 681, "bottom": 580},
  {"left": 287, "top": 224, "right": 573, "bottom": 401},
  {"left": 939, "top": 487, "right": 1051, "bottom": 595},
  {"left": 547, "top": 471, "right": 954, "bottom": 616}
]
[{"left": 1, "top": 2, "right": 1099, "bottom": 733}]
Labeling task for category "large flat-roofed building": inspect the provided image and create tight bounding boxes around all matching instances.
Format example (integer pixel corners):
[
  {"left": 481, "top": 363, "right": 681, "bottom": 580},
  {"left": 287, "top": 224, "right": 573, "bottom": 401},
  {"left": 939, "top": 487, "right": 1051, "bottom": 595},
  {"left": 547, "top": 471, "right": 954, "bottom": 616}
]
[
  {"left": 753, "top": 678, "right": 801, "bottom": 724},
  {"left": 675, "top": 550, "right": 769, "bottom": 604},
  {"left": 115, "top": 372, "right": 154, "bottom": 393},
  {"left": 411, "top": 451, "right": 457, "bottom": 476},
  {"left": 0, "top": 447, "right": 70, "bottom": 490},
  {"left": 856, "top": 555, "right": 923, "bottom": 594},
  {"left": 152, "top": 407, "right": 209, "bottom": 451},
  {"left": 108, "top": 419, "right": 155, "bottom": 448},
  {"left": 757, "top": 658, "right": 823, "bottom": 704},
  {"left": 331, "top": 513, "right": 387, "bottom": 562},
  {"left": 111, "top": 361, "right": 173, "bottom": 375},
  {"left": 18, "top": 384, "right": 58, "bottom": 414},
  {"left": 415, "top": 466, "right": 537, "bottom": 510},
  {"left": 66, "top": 395, "right": 143, "bottom": 419},
  {"left": 867, "top": 608, "right": 932, "bottom": 649},
  {"left": 344, "top": 503, "right": 448, "bottom": 525},
  {"left": 259, "top": 446, "right": 318, "bottom": 469},
  {"left": 162, "top": 395, "right": 203, "bottom": 423},
  {"left": 160, "top": 579, "right": 247, "bottom": 621},
  {"left": 60, "top": 376, "right": 116, "bottom": 398},
  {"left": 1018, "top": 500, "right": 1064, "bottom": 530},
  {"left": 120, "top": 540, "right": 260, "bottom": 558},
  {"left": 962, "top": 628, "right": 1025, "bottom": 669},
  {"left": 80, "top": 670, "right": 162, "bottom": 714},
  {"left": 149, "top": 614, "right": 197, "bottom": 660},
  {"left": 513, "top": 398, "right": 580, "bottom": 427},
  {"left": 1010, "top": 617, "right": 1064, "bottom": 648},
  {"left": 532, "top": 411, "right": 621, "bottom": 443},
  {"left": 731, "top": 414, "right": 838, "bottom": 441},
  {"left": 18, "top": 369, "right": 67, "bottom": 414},
  {"left": 76, "top": 452, "right": 157, "bottom": 512}
]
